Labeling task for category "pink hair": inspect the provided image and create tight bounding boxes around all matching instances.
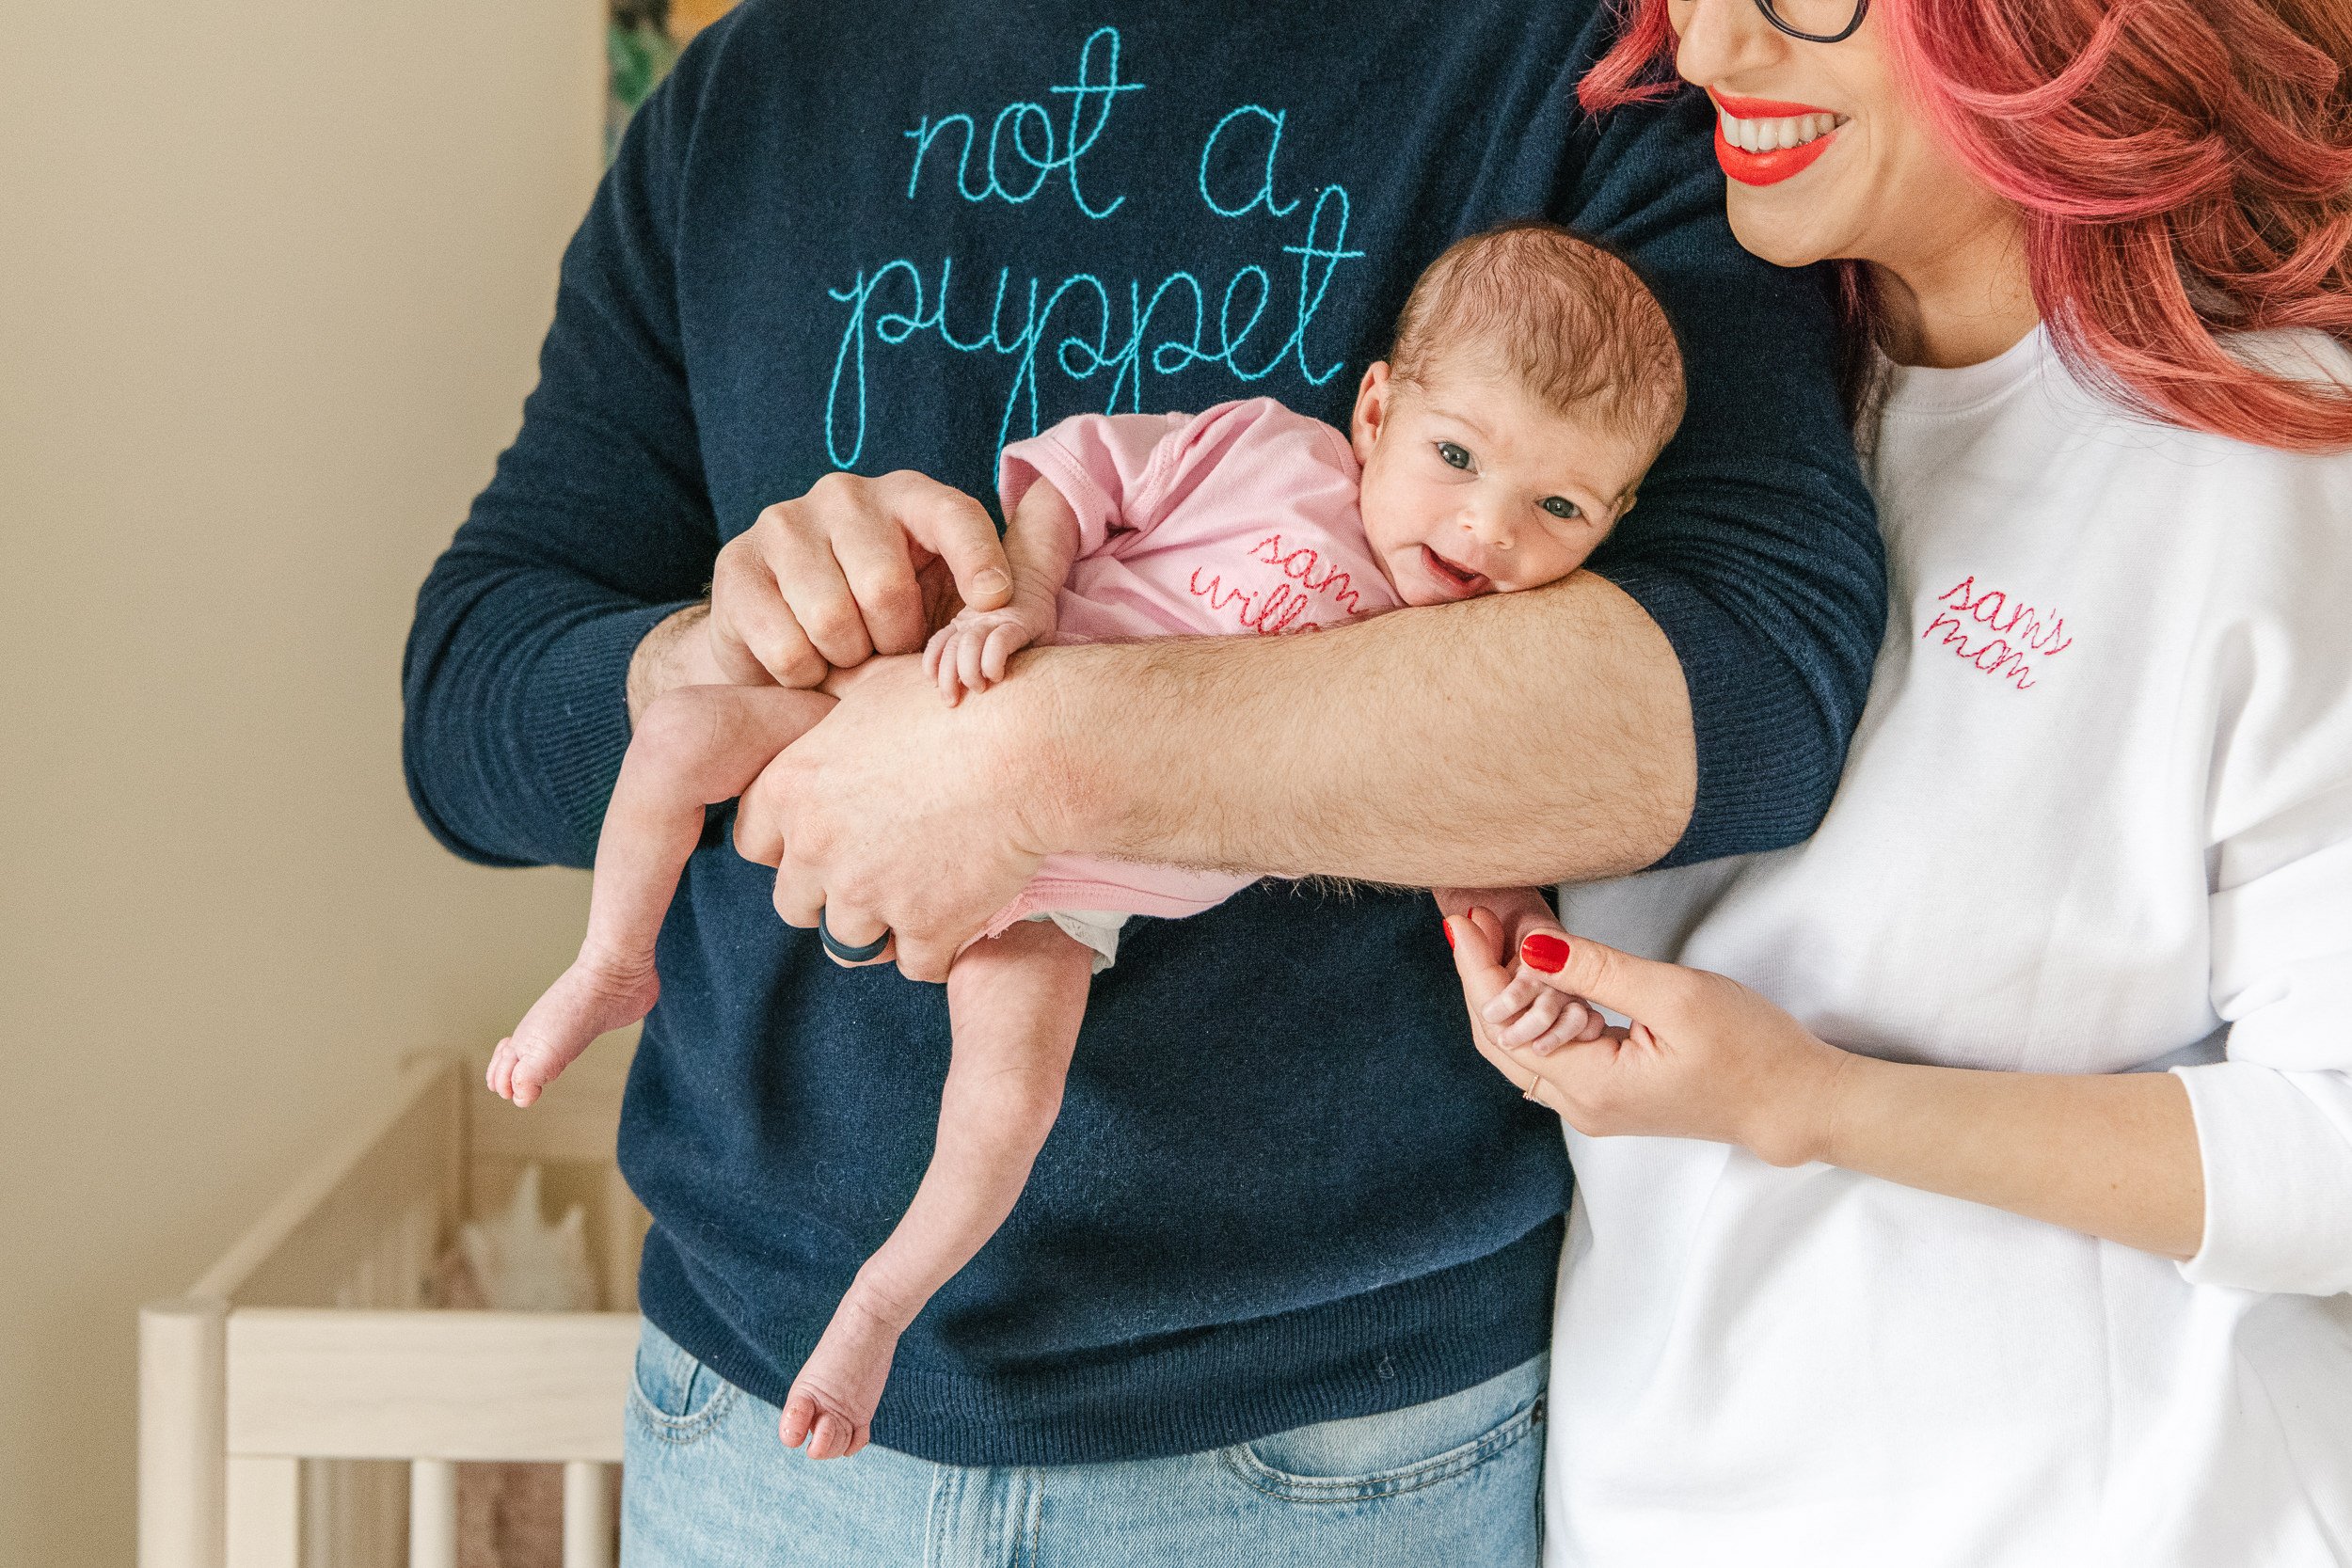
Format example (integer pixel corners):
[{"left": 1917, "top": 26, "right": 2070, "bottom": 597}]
[{"left": 1581, "top": 0, "right": 2352, "bottom": 451}]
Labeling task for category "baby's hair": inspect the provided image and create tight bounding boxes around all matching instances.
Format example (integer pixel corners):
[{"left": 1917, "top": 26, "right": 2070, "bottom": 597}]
[{"left": 1390, "top": 220, "right": 1687, "bottom": 455}]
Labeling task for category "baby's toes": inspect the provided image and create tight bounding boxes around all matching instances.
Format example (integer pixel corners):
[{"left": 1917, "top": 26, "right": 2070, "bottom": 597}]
[{"left": 780, "top": 1392, "right": 818, "bottom": 1449}]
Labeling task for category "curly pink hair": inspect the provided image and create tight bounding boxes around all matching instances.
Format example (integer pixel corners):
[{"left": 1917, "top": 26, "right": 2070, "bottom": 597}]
[{"left": 1581, "top": 0, "right": 2352, "bottom": 451}]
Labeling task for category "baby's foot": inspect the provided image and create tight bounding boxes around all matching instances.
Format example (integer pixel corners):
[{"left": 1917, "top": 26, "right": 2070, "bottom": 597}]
[
  {"left": 488, "top": 955, "right": 660, "bottom": 1108},
  {"left": 779, "top": 1294, "right": 906, "bottom": 1461}
]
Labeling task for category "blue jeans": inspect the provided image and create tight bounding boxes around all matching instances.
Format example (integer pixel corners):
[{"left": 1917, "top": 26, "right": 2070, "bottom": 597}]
[{"left": 623, "top": 1318, "right": 1545, "bottom": 1566}]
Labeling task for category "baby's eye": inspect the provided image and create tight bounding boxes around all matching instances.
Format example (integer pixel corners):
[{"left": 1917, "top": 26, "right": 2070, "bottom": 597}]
[
  {"left": 1436, "top": 441, "right": 1473, "bottom": 470},
  {"left": 1539, "top": 497, "right": 1581, "bottom": 521}
]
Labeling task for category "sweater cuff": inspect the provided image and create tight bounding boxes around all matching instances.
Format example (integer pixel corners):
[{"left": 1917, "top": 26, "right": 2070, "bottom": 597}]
[
  {"left": 525, "top": 599, "right": 695, "bottom": 864},
  {"left": 1590, "top": 563, "right": 1839, "bottom": 870},
  {"left": 2172, "top": 1061, "right": 2352, "bottom": 1296}
]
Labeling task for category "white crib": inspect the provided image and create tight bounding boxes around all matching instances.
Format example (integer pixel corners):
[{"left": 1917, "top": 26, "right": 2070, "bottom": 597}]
[{"left": 140, "top": 1047, "right": 649, "bottom": 1568}]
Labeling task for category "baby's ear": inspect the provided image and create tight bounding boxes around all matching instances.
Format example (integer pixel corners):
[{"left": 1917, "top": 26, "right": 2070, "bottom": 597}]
[
  {"left": 1613, "top": 486, "right": 1639, "bottom": 519},
  {"left": 1349, "top": 361, "right": 1393, "bottom": 463}
]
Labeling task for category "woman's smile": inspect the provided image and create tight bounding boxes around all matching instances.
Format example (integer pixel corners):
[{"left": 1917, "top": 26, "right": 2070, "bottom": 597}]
[{"left": 1710, "top": 90, "right": 1849, "bottom": 185}]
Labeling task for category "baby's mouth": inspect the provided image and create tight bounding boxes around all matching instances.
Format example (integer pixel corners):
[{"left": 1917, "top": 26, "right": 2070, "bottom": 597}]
[{"left": 1421, "top": 545, "right": 1488, "bottom": 597}]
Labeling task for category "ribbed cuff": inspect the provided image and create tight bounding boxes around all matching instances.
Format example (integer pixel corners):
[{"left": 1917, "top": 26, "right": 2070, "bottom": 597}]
[
  {"left": 2172, "top": 1062, "right": 2352, "bottom": 1297},
  {"left": 1591, "top": 563, "right": 1839, "bottom": 870},
  {"left": 524, "top": 599, "right": 697, "bottom": 865}
]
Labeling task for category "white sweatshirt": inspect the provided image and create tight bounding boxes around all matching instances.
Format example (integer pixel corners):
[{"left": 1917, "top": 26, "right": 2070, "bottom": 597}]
[{"left": 1546, "top": 326, "right": 2352, "bottom": 1567}]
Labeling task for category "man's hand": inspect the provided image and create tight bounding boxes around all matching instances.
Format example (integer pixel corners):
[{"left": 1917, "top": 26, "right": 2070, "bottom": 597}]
[
  {"left": 731, "top": 654, "right": 1068, "bottom": 981},
  {"left": 708, "top": 470, "right": 1014, "bottom": 687}
]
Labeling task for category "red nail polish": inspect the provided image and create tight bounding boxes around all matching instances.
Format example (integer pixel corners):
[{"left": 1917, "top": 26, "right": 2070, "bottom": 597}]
[
  {"left": 1441, "top": 919, "right": 1455, "bottom": 949},
  {"left": 1521, "top": 933, "right": 1569, "bottom": 973}
]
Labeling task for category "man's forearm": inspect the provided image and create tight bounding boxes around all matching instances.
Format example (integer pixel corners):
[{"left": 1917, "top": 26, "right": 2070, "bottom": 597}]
[
  {"left": 628, "top": 600, "right": 723, "bottom": 723},
  {"left": 1023, "top": 572, "right": 1695, "bottom": 888}
]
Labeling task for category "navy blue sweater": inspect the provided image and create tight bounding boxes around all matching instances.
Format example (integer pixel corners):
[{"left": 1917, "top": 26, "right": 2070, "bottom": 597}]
[{"left": 404, "top": 0, "right": 1883, "bottom": 1464}]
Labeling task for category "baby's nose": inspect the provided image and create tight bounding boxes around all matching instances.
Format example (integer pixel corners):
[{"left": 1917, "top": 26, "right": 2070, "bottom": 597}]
[{"left": 1458, "top": 508, "right": 1515, "bottom": 551}]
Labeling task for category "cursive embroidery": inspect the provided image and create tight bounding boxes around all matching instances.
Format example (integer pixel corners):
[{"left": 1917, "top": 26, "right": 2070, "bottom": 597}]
[
  {"left": 1922, "top": 575, "right": 2073, "bottom": 691},
  {"left": 1186, "top": 532, "right": 1369, "bottom": 635}
]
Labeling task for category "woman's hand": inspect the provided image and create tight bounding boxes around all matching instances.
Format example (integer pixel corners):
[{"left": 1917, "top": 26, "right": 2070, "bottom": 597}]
[{"left": 1444, "top": 911, "right": 1851, "bottom": 1167}]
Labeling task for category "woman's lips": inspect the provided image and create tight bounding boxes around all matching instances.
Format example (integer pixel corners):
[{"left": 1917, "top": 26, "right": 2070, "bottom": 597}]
[
  {"left": 1710, "top": 91, "right": 1848, "bottom": 187},
  {"left": 1421, "top": 545, "right": 1487, "bottom": 598}
]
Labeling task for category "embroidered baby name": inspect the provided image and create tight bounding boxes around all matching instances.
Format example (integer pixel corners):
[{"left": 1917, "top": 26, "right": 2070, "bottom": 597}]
[
  {"left": 1922, "top": 575, "right": 2073, "bottom": 691},
  {"left": 1187, "top": 532, "right": 1368, "bottom": 635}
]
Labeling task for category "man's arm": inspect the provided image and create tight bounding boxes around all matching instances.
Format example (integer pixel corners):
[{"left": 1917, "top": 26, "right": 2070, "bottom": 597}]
[
  {"left": 739, "top": 88, "right": 1883, "bottom": 979},
  {"left": 403, "top": 43, "right": 720, "bottom": 869},
  {"left": 1033, "top": 573, "right": 1692, "bottom": 884}
]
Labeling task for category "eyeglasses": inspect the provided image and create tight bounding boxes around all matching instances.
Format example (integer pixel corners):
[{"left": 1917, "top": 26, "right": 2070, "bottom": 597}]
[{"left": 1753, "top": 0, "right": 1869, "bottom": 44}]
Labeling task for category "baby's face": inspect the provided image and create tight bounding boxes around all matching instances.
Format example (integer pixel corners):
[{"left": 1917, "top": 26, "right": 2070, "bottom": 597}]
[{"left": 1348, "top": 360, "right": 1653, "bottom": 607}]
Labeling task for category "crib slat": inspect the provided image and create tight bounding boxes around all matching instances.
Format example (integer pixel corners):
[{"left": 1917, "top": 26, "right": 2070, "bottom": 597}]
[
  {"left": 225, "top": 1456, "right": 301, "bottom": 1568},
  {"left": 564, "top": 1461, "right": 617, "bottom": 1568},
  {"left": 408, "top": 1460, "right": 457, "bottom": 1568}
]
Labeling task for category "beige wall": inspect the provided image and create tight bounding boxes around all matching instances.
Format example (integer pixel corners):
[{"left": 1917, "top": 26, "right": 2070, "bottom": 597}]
[{"left": 0, "top": 4, "right": 608, "bottom": 1561}]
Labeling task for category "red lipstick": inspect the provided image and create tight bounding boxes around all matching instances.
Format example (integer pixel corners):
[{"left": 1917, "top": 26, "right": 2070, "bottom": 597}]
[{"left": 1709, "top": 91, "right": 1846, "bottom": 188}]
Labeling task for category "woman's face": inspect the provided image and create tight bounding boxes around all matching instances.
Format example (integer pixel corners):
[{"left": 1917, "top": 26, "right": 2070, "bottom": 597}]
[{"left": 1667, "top": 0, "right": 2002, "bottom": 274}]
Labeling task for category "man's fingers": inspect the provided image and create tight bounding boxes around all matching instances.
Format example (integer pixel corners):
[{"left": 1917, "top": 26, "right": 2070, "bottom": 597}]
[
  {"left": 816, "top": 903, "right": 895, "bottom": 969},
  {"left": 893, "top": 477, "right": 1012, "bottom": 612},
  {"left": 709, "top": 546, "right": 822, "bottom": 686},
  {"left": 1516, "top": 928, "right": 1686, "bottom": 1024},
  {"left": 828, "top": 515, "right": 929, "bottom": 657}
]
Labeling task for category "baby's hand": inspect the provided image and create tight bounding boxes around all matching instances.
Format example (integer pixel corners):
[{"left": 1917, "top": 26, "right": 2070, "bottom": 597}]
[
  {"left": 1436, "top": 890, "right": 1606, "bottom": 1057},
  {"left": 923, "top": 607, "right": 1044, "bottom": 705}
]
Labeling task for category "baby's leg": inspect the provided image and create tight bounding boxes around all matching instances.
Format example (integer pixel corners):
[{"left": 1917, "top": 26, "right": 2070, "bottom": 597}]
[
  {"left": 490, "top": 684, "right": 835, "bottom": 1106},
  {"left": 782, "top": 918, "right": 1095, "bottom": 1460}
]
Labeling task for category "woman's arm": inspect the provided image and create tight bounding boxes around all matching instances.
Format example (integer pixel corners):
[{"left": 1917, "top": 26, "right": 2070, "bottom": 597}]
[{"left": 1447, "top": 909, "right": 2206, "bottom": 1259}]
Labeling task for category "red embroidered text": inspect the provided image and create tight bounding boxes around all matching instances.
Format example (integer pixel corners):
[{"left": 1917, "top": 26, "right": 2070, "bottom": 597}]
[
  {"left": 1923, "top": 576, "right": 2073, "bottom": 691},
  {"left": 1187, "top": 532, "right": 1368, "bottom": 636}
]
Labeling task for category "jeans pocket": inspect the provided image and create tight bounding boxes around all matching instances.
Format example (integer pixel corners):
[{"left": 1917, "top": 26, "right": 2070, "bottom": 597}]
[
  {"left": 1224, "top": 1358, "right": 1547, "bottom": 1504},
  {"left": 628, "top": 1320, "right": 739, "bottom": 1443}
]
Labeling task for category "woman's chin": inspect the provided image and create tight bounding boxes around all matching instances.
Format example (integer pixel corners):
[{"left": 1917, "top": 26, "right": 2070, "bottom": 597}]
[{"left": 1724, "top": 198, "right": 1845, "bottom": 271}]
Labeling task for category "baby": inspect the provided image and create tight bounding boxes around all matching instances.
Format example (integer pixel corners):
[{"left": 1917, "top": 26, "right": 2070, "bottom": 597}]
[{"left": 488, "top": 219, "right": 1686, "bottom": 1460}]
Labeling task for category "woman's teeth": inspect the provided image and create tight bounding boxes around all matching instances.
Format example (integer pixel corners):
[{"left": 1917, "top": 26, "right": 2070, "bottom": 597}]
[{"left": 1718, "top": 110, "right": 1846, "bottom": 154}]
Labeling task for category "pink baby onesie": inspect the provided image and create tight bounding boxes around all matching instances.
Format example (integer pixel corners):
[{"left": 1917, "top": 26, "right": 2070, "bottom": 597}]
[{"left": 977, "top": 397, "right": 1406, "bottom": 950}]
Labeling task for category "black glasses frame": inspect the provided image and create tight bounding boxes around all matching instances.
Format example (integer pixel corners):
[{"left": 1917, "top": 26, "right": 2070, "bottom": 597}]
[{"left": 1754, "top": 0, "right": 1869, "bottom": 44}]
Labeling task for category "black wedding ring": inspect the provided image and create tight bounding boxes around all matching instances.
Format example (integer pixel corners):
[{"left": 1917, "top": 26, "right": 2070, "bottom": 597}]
[{"left": 817, "top": 907, "right": 893, "bottom": 964}]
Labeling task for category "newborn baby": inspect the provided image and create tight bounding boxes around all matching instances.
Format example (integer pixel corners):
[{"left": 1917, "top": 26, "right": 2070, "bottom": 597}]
[{"left": 488, "top": 219, "right": 1686, "bottom": 1460}]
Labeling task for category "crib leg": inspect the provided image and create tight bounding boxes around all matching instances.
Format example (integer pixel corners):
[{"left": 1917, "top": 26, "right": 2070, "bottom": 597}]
[
  {"left": 140, "top": 1297, "right": 227, "bottom": 1568},
  {"left": 564, "top": 1460, "right": 617, "bottom": 1568},
  {"left": 407, "top": 1459, "right": 457, "bottom": 1568}
]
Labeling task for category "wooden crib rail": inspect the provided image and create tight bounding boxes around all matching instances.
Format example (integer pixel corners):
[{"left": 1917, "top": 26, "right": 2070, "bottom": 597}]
[
  {"left": 141, "top": 1049, "right": 643, "bottom": 1568},
  {"left": 227, "top": 1310, "right": 635, "bottom": 1463}
]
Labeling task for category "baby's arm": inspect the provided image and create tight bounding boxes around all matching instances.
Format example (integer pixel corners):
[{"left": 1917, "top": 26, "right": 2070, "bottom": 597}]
[
  {"left": 923, "top": 480, "right": 1080, "bottom": 705},
  {"left": 1435, "top": 887, "right": 1607, "bottom": 1056}
]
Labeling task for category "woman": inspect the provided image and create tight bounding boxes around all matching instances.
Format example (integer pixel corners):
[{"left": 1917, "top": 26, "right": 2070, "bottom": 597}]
[{"left": 1450, "top": 0, "right": 2352, "bottom": 1560}]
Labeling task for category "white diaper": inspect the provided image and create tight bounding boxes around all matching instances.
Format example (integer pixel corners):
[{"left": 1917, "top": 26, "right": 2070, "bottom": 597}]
[{"left": 1023, "top": 910, "right": 1130, "bottom": 974}]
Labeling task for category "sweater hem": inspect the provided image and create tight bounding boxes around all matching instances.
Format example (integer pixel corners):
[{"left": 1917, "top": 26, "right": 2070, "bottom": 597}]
[{"left": 639, "top": 1215, "right": 1564, "bottom": 1466}]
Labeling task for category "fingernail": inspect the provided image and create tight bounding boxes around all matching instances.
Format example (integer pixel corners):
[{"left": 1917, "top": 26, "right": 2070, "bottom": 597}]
[
  {"left": 972, "top": 567, "right": 1010, "bottom": 596},
  {"left": 1521, "top": 933, "right": 1569, "bottom": 973},
  {"left": 1440, "top": 919, "right": 1455, "bottom": 949}
]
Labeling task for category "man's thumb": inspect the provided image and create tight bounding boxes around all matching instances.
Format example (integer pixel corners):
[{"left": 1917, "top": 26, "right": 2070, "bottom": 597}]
[
  {"left": 927, "top": 498, "right": 1013, "bottom": 610},
  {"left": 1517, "top": 929, "right": 1669, "bottom": 1020}
]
